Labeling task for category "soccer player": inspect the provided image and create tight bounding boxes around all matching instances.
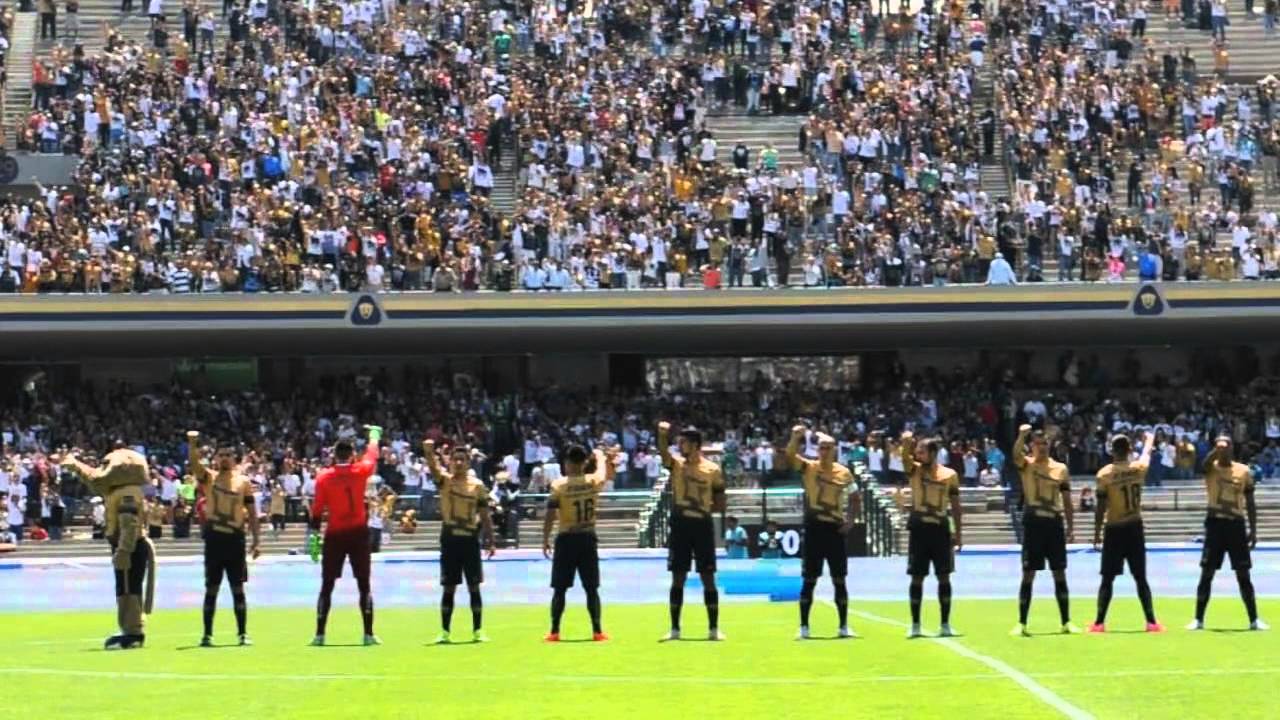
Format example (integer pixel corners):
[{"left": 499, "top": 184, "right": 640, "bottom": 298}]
[
  {"left": 187, "top": 431, "right": 261, "bottom": 647},
  {"left": 423, "top": 439, "right": 497, "bottom": 644},
  {"left": 542, "top": 444, "right": 614, "bottom": 642},
  {"left": 1011, "top": 424, "right": 1080, "bottom": 636},
  {"left": 657, "top": 421, "right": 727, "bottom": 641},
  {"left": 899, "top": 431, "right": 962, "bottom": 639},
  {"left": 1188, "top": 437, "right": 1268, "bottom": 631},
  {"left": 309, "top": 424, "right": 382, "bottom": 646},
  {"left": 786, "top": 425, "right": 859, "bottom": 639},
  {"left": 1090, "top": 432, "right": 1163, "bottom": 633}
]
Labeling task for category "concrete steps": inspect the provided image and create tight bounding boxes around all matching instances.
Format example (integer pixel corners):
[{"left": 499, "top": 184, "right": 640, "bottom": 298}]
[
  {"left": 1150, "top": 6, "right": 1279, "bottom": 81},
  {"left": 34, "top": 0, "right": 226, "bottom": 59},
  {"left": 704, "top": 111, "right": 808, "bottom": 169},
  {"left": 4, "top": 13, "right": 36, "bottom": 148}
]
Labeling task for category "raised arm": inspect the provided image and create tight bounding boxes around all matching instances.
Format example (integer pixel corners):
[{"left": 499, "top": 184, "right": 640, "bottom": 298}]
[
  {"left": 186, "top": 430, "right": 210, "bottom": 486},
  {"left": 900, "top": 431, "right": 918, "bottom": 474},
  {"left": 1137, "top": 431, "right": 1155, "bottom": 467},
  {"left": 657, "top": 421, "right": 676, "bottom": 467},
  {"left": 1202, "top": 442, "right": 1222, "bottom": 475},
  {"left": 422, "top": 439, "right": 443, "bottom": 479},
  {"left": 353, "top": 425, "right": 382, "bottom": 476},
  {"left": 586, "top": 448, "right": 610, "bottom": 485},
  {"left": 1013, "top": 424, "right": 1031, "bottom": 468},
  {"left": 786, "top": 425, "right": 813, "bottom": 470}
]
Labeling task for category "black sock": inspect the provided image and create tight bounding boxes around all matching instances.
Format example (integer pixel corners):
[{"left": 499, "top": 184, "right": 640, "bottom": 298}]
[
  {"left": 360, "top": 593, "right": 374, "bottom": 636},
  {"left": 469, "top": 588, "right": 483, "bottom": 631},
  {"left": 909, "top": 581, "right": 923, "bottom": 625},
  {"left": 704, "top": 587, "right": 719, "bottom": 631},
  {"left": 441, "top": 589, "right": 455, "bottom": 633},
  {"left": 669, "top": 584, "right": 684, "bottom": 631},
  {"left": 1238, "top": 571, "right": 1259, "bottom": 623},
  {"left": 316, "top": 588, "right": 332, "bottom": 636},
  {"left": 203, "top": 591, "right": 217, "bottom": 637},
  {"left": 1095, "top": 576, "right": 1114, "bottom": 625},
  {"left": 550, "top": 589, "right": 566, "bottom": 634},
  {"left": 1054, "top": 576, "right": 1071, "bottom": 624},
  {"left": 1018, "top": 579, "right": 1033, "bottom": 625},
  {"left": 799, "top": 580, "right": 816, "bottom": 627},
  {"left": 834, "top": 580, "right": 849, "bottom": 628},
  {"left": 232, "top": 592, "right": 247, "bottom": 636},
  {"left": 586, "top": 588, "right": 603, "bottom": 634},
  {"left": 1195, "top": 573, "right": 1213, "bottom": 623},
  {"left": 1135, "top": 576, "right": 1157, "bottom": 624},
  {"left": 938, "top": 580, "right": 952, "bottom": 625}
]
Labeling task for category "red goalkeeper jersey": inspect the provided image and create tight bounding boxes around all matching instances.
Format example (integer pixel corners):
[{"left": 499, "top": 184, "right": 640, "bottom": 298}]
[{"left": 311, "top": 443, "right": 379, "bottom": 534}]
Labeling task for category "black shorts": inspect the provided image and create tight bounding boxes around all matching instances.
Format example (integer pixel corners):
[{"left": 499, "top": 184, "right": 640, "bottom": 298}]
[
  {"left": 369, "top": 527, "right": 383, "bottom": 554},
  {"left": 551, "top": 532, "right": 600, "bottom": 589},
  {"left": 802, "top": 520, "right": 848, "bottom": 580},
  {"left": 1022, "top": 515, "right": 1068, "bottom": 572},
  {"left": 907, "top": 516, "right": 953, "bottom": 577},
  {"left": 440, "top": 532, "right": 483, "bottom": 586},
  {"left": 204, "top": 530, "right": 248, "bottom": 587},
  {"left": 667, "top": 516, "right": 716, "bottom": 575},
  {"left": 1100, "top": 522, "right": 1147, "bottom": 577},
  {"left": 270, "top": 514, "right": 286, "bottom": 530},
  {"left": 322, "top": 527, "right": 372, "bottom": 584},
  {"left": 1201, "top": 516, "right": 1251, "bottom": 571}
]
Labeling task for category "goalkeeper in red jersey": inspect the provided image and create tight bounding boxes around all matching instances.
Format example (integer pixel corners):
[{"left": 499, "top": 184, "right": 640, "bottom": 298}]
[{"left": 309, "top": 425, "right": 381, "bottom": 646}]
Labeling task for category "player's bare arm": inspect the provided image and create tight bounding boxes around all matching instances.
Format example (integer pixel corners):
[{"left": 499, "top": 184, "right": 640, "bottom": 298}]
[
  {"left": 1138, "top": 431, "right": 1155, "bottom": 467},
  {"left": 586, "top": 448, "right": 610, "bottom": 485},
  {"left": 1062, "top": 479, "right": 1075, "bottom": 543},
  {"left": 246, "top": 483, "right": 262, "bottom": 560},
  {"left": 1093, "top": 474, "right": 1107, "bottom": 549},
  {"left": 786, "top": 425, "right": 812, "bottom": 470},
  {"left": 657, "top": 421, "right": 677, "bottom": 466},
  {"left": 712, "top": 467, "right": 727, "bottom": 513},
  {"left": 950, "top": 488, "right": 963, "bottom": 549},
  {"left": 1013, "top": 424, "right": 1031, "bottom": 468},
  {"left": 186, "top": 430, "right": 211, "bottom": 485},
  {"left": 1247, "top": 485, "right": 1258, "bottom": 549},
  {"left": 422, "top": 439, "right": 443, "bottom": 478},
  {"left": 479, "top": 504, "right": 497, "bottom": 558},
  {"left": 842, "top": 481, "right": 860, "bottom": 534},
  {"left": 899, "top": 431, "right": 918, "bottom": 473},
  {"left": 542, "top": 501, "right": 557, "bottom": 559}
]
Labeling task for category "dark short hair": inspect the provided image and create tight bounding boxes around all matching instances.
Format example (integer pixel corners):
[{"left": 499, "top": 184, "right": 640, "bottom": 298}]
[
  {"left": 334, "top": 440, "right": 354, "bottom": 461},
  {"left": 1111, "top": 435, "right": 1131, "bottom": 457},
  {"left": 727, "top": 515, "right": 738, "bottom": 523},
  {"left": 680, "top": 427, "right": 703, "bottom": 445},
  {"left": 564, "top": 445, "right": 588, "bottom": 465}
]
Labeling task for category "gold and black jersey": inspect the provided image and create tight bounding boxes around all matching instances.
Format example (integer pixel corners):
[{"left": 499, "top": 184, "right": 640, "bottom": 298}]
[
  {"left": 548, "top": 476, "right": 605, "bottom": 534},
  {"left": 670, "top": 456, "right": 725, "bottom": 519},
  {"left": 1097, "top": 460, "right": 1148, "bottom": 526},
  {"left": 201, "top": 471, "right": 254, "bottom": 535},
  {"left": 1205, "top": 461, "right": 1253, "bottom": 519},
  {"left": 1016, "top": 458, "right": 1071, "bottom": 517},
  {"left": 800, "top": 462, "right": 855, "bottom": 525},
  {"left": 908, "top": 464, "right": 960, "bottom": 523},
  {"left": 440, "top": 477, "right": 489, "bottom": 536}
]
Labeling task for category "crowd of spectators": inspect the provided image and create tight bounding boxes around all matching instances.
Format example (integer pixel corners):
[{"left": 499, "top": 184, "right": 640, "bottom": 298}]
[
  {"left": 5, "top": 352, "right": 1280, "bottom": 543},
  {"left": 7, "top": 0, "right": 1278, "bottom": 295}
]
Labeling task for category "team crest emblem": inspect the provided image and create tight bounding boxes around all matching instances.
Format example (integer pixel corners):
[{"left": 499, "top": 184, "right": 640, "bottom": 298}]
[
  {"left": 349, "top": 294, "right": 384, "bottom": 326},
  {"left": 1132, "top": 284, "right": 1164, "bottom": 316}
]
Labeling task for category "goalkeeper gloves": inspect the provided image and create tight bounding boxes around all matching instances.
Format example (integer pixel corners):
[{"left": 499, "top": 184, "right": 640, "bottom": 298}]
[
  {"left": 308, "top": 533, "right": 322, "bottom": 564},
  {"left": 365, "top": 425, "right": 383, "bottom": 443}
]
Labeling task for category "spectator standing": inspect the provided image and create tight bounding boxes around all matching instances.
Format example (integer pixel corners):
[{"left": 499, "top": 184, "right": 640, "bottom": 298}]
[
  {"left": 758, "top": 521, "right": 783, "bottom": 558},
  {"left": 724, "top": 516, "right": 748, "bottom": 559},
  {"left": 37, "top": 0, "right": 55, "bottom": 40}
]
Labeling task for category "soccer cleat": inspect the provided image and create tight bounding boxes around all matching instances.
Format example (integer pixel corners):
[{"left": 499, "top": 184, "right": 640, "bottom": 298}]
[
  {"left": 1087, "top": 623, "right": 1106, "bottom": 634},
  {"left": 363, "top": 634, "right": 382, "bottom": 646},
  {"left": 543, "top": 632, "right": 561, "bottom": 643},
  {"left": 239, "top": 634, "right": 253, "bottom": 646},
  {"left": 1009, "top": 623, "right": 1031, "bottom": 637},
  {"left": 905, "top": 623, "right": 924, "bottom": 639},
  {"left": 310, "top": 634, "right": 325, "bottom": 647},
  {"left": 1062, "top": 622, "right": 1083, "bottom": 635},
  {"left": 837, "top": 626, "right": 857, "bottom": 639},
  {"left": 796, "top": 626, "right": 811, "bottom": 640},
  {"left": 199, "top": 635, "right": 214, "bottom": 647},
  {"left": 1146, "top": 623, "right": 1167, "bottom": 633},
  {"left": 708, "top": 628, "right": 726, "bottom": 641},
  {"left": 105, "top": 634, "right": 144, "bottom": 650},
  {"left": 592, "top": 632, "right": 609, "bottom": 642},
  {"left": 472, "top": 630, "right": 490, "bottom": 643},
  {"left": 1251, "top": 619, "right": 1271, "bottom": 631},
  {"left": 1185, "top": 619, "right": 1204, "bottom": 631},
  {"left": 660, "top": 629, "right": 681, "bottom": 642},
  {"left": 938, "top": 623, "right": 957, "bottom": 638},
  {"left": 434, "top": 631, "right": 451, "bottom": 645}
]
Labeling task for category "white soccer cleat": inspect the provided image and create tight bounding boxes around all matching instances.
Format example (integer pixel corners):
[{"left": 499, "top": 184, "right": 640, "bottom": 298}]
[
  {"left": 938, "top": 623, "right": 957, "bottom": 637},
  {"left": 906, "top": 623, "right": 924, "bottom": 639},
  {"left": 1251, "top": 619, "right": 1270, "bottom": 631},
  {"left": 837, "top": 626, "right": 857, "bottom": 639},
  {"left": 1009, "top": 623, "right": 1031, "bottom": 637},
  {"left": 1062, "top": 622, "right": 1083, "bottom": 635},
  {"left": 660, "top": 629, "right": 681, "bottom": 642},
  {"left": 310, "top": 634, "right": 325, "bottom": 646},
  {"left": 238, "top": 634, "right": 253, "bottom": 647},
  {"left": 708, "top": 628, "right": 727, "bottom": 641},
  {"left": 363, "top": 634, "right": 382, "bottom": 646},
  {"left": 796, "top": 626, "right": 811, "bottom": 640},
  {"left": 1185, "top": 619, "right": 1204, "bottom": 631}
]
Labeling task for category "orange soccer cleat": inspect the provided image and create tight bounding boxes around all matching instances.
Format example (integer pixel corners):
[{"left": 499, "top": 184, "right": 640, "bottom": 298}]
[
  {"left": 1087, "top": 623, "right": 1106, "bottom": 634},
  {"left": 543, "top": 632, "right": 561, "bottom": 643},
  {"left": 592, "top": 632, "right": 609, "bottom": 642},
  {"left": 1146, "top": 623, "right": 1167, "bottom": 633}
]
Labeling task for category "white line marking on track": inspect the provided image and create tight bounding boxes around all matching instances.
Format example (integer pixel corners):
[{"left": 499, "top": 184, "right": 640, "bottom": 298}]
[{"left": 847, "top": 608, "right": 1096, "bottom": 720}]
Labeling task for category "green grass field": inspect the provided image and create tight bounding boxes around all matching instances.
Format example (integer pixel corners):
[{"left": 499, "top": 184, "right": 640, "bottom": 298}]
[{"left": 4, "top": 599, "right": 1278, "bottom": 719}]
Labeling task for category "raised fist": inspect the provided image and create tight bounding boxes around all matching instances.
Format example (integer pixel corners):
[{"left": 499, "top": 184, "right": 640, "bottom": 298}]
[
  {"left": 1019, "top": 424, "right": 1032, "bottom": 433},
  {"left": 658, "top": 421, "right": 671, "bottom": 433},
  {"left": 186, "top": 430, "right": 200, "bottom": 439},
  {"left": 791, "top": 424, "right": 806, "bottom": 437}
]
